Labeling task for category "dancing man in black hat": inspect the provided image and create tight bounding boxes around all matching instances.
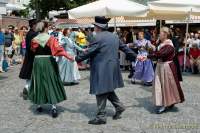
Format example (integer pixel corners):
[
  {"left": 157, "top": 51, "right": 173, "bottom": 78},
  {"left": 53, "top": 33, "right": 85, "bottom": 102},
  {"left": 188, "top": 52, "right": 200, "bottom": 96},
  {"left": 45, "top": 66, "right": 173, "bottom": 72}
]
[{"left": 76, "top": 16, "right": 137, "bottom": 125}]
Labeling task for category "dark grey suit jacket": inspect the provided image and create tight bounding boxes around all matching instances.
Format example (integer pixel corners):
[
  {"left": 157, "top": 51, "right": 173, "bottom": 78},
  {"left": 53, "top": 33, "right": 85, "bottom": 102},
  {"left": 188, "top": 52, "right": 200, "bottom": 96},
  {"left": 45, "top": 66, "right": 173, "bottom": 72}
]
[{"left": 76, "top": 31, "right": 136, "bottom": 95}]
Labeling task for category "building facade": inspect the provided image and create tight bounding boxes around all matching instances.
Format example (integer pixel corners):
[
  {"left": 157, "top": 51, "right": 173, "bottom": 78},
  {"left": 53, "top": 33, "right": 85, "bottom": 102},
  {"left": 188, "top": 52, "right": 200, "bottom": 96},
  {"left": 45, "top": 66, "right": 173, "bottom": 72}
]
[
  {"left": 0, "top": 0, "right": 7, "bottom": 15},
  {"left": 7, "top": 0, "right": 30, "bottom": 6},
  {"left": 6, "top": 0, "right": 30, "bottom": 11},
  {"left": 0, "top": 0, "right": 29, "bottom": 28}
]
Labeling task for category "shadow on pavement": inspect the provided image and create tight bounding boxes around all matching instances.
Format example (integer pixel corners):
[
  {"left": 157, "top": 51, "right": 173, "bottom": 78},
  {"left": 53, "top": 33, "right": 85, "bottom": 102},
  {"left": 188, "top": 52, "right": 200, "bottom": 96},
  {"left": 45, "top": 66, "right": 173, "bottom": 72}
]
[
  {"left": 133, "top": 97, "right": 179, "bottom": 114},
  {"left": 80, "top": 76, "right": 90, "bottom": 81},
  {"left": 61, "top": 102, "right": 115, "bottom": 119},
  {"left": 124, "top": 79, "right": 153, "bottom": 93},
  {"left": 123, "top": 79, "right": 132, "bottom": 84},
  {"left": 29, "top": 104, "right": 67, "bottom": 117},
  {"left": 28, "top": 102, "right": 115, "bottom": 119},
  {"left": 134, "top": 97, "right": 155, "bottom": 113},
  {"left": 138, "top": 86, "right": 153, "bottom": 92},
  {"left": 0, "top": 75, "right": 8, "bottom": 80}
]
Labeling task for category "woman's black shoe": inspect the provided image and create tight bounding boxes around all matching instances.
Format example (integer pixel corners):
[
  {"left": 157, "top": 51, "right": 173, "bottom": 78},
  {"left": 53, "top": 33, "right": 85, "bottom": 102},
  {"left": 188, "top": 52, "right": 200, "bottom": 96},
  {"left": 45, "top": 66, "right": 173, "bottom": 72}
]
[
  {"left": 128, "top": 73, "right": 133, "bottom": 79},
  {"left": 143, "top": 82, "right": 152, "bottom": 86},
  {"left": 52, "top": 109, "right": 58, "bottom": 118},
  {"left": 21, "top": 88, "right": 28, "bottom": 100},
  {"left": 71, "top": 82, "right": 79, "bottom": 85},
  {"left": 155, "top": 106, "right": 166, "bottom": 114},
  {"left": 167, "top": 104, "right": 175, "bottom": 110},
  {"left": 36, "top": 107, "right": 43, "bottom": 113},
  {"left": 131, "top": 80, "right": 136, "bottom": 84}
]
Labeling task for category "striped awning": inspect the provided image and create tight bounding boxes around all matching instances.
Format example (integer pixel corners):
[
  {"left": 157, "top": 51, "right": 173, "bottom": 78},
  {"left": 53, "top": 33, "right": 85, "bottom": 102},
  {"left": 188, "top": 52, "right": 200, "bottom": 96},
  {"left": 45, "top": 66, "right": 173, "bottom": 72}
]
[
  {"left": 56, "top": 15, "right": 200, "bottom": 28},
  {"left": 56, "top": 17, "right": 156, "bottom": 27}
]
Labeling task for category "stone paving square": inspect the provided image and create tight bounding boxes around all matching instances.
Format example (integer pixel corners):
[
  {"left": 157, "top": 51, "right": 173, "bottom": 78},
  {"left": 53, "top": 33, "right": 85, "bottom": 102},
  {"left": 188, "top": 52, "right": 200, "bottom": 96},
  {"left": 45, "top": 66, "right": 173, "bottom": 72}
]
[{"left": 0, "top": 65, "right": 200, "bottom": 133}]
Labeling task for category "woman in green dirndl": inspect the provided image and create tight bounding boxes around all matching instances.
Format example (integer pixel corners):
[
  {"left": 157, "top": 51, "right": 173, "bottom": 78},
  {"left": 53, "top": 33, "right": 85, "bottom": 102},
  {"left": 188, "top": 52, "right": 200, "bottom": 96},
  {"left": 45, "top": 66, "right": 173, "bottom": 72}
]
[{"left": 29, "top": 21, "right": 74, "bottom": 118}]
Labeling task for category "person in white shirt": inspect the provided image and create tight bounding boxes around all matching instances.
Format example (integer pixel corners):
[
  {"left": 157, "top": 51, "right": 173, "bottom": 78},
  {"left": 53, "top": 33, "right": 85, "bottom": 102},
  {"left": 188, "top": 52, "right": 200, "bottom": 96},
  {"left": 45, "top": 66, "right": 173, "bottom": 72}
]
[
  {"left": 190, "top": 32, "right": 194, "bottom": 38},
  {"left": 186, "top": 33, "right": 193, "bottom": 48},
  {"left": 192, "top": 33, "right": 200, "bottom": 48}
]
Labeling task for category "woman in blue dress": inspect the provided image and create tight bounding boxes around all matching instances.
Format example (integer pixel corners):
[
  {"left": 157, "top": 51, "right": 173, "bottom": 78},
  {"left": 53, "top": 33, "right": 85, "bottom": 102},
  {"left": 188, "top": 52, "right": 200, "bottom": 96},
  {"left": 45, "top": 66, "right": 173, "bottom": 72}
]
[
  {"left": 58, "top": 28, "right": 84, "bottom": 84},
  {"left": 132, "top": 31, "right": 155, "bottom": 86}
]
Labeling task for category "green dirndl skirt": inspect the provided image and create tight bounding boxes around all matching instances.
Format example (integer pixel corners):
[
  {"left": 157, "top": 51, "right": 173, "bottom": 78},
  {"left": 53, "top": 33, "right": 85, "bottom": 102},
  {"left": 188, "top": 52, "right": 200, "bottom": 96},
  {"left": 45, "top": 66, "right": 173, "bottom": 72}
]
[{"left": 29, "top": 55, "right": 67, "bottom": 105}]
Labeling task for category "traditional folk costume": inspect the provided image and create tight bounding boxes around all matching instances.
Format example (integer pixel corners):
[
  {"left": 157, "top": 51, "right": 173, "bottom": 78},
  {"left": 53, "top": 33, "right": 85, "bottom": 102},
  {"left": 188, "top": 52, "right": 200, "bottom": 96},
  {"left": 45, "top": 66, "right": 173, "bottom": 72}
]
[
  {"left": 132, "top": 39, "right": 154, "bottom": 85},
  {"left": 58, "top": 36, "right": 83, "bottom": 84},
  {"left": 76, "top": 31, "right": 88, "bottom": 70},
  {"left": 177, "top": 46, "right": 190, "bottom": 72},
  {"left": 29, "top": 33, "right": 73, "bottom": 118},
  {"left": 19, "top": 19, "right": 38, "bottom": 100},
  {"left": 19, "top": 20, "right": 38, "bottom": 80},
  {"left": 189, "top": 46, "right": 200, "bottom": 73},
  {"left": 19, "top": 29, "right": 37, "bottom": 81},
  {"left": 172, "top": 36, "right": 183, "bottom": 81},
  {"left": 149, "top": 39, "right": 185, "bottom": 113},
  {"left": 76, "top": 16, "right": 136, "bottom": 125}
]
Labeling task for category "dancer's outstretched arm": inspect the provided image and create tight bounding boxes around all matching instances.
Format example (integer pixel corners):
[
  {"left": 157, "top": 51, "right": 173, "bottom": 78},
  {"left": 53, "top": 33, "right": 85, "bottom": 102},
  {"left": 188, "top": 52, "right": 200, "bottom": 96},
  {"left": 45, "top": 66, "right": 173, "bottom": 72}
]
[
  {"left": 75, "top": 40, "right": 101, "bottom": 62},
  {"left": 119, "top": 40, "right": 137, "bottom": 62}
]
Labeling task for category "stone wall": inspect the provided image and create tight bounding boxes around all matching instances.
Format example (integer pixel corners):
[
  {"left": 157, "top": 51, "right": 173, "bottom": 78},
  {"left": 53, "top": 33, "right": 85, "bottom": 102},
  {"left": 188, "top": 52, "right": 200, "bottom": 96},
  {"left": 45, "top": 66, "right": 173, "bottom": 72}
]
[{"left": 0, "top": 15, "right": 28, "bottom": 29}]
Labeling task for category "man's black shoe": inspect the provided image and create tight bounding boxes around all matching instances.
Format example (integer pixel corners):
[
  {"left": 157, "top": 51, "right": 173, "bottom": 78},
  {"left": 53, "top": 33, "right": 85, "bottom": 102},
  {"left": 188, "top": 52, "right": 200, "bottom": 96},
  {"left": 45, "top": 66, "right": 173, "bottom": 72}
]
[
  {"left": 88, "top": 118, "right": 106, "bottom": 125},
  {"left": 113, "top": 108, "right": 125, "bottom": 120}
]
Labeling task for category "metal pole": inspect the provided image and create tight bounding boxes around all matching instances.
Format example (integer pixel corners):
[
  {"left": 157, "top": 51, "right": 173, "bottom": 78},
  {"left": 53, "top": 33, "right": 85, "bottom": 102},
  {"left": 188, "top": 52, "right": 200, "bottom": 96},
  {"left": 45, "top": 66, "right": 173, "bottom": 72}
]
[
  {"left": 184, "top": 9, "right": 192, "bottom": 72},
  {"left": 36, "top": 0, "right": 40, "bottom": 19},
  {"left": 114, "top": 17, "right": 117, "bottom": 32},
  {"left": 145, "top": 0, "right": 148, "bottom": 6},
  {"left": 160, "top": 20, "right": 162, "bottom": 32}
]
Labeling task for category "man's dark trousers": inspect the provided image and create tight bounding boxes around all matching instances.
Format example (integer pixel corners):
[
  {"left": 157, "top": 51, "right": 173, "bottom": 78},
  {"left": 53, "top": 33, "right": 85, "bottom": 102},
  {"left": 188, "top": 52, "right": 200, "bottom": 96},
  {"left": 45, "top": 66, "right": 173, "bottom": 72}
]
[{"left": 96, "top": 91, "right": 125, "bottom": 120}]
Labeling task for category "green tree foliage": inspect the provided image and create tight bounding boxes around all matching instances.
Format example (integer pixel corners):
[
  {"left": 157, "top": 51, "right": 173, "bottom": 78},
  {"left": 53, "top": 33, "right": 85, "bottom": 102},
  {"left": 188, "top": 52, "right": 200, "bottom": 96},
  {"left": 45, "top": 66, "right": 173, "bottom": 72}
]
[
  {"left": 19, "top": 8, "right": 29, "bottom": 18},
  {"left": 22, "top": 0, "right": 154, "bottom": 19},
  {"left": 26, "top": 0, "right": 94, "bottom": 19}
]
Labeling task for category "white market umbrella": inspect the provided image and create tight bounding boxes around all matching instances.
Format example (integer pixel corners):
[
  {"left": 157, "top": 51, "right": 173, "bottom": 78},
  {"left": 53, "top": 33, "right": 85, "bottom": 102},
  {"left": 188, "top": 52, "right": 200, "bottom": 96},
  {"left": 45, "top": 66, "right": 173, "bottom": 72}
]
[
  {"left": 148, "top": 0, "right": 200, "bottom": 71},
  {"left": 148, "top": 0, "right": 200, "bottom": 18},
  {"left": 68, "top": 0, "right": 148, "bottom": 31},
  {"left": 68, "top": 0, "right": 148, "bottom": 19}
]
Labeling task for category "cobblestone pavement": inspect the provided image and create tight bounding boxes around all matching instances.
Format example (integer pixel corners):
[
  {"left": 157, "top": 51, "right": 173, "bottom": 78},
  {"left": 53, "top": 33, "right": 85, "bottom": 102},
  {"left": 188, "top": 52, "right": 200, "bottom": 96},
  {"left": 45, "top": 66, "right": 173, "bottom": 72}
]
[{"left": 0, "top": 65, "right": 200, "bottom": 133}]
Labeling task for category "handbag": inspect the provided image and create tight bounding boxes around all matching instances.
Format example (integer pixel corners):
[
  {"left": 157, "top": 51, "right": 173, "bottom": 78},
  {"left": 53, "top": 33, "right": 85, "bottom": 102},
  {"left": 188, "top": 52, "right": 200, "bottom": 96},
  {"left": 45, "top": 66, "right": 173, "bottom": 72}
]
[{"left": 2, "top": 59, "right": 9, "bottom": 72}]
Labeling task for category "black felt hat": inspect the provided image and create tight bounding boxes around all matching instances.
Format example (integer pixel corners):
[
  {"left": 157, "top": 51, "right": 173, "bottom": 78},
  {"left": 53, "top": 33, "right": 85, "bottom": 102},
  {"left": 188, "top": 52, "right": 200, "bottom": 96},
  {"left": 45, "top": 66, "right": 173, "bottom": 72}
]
[
  {"left": 8, "top": 25, "right": 15, "bottom": 30},
  {"left": 93, "top": 16, "right": 111, "bottom": 29},
  {"left": 29, "top": 19, "right": 38, "bottom": 27}
]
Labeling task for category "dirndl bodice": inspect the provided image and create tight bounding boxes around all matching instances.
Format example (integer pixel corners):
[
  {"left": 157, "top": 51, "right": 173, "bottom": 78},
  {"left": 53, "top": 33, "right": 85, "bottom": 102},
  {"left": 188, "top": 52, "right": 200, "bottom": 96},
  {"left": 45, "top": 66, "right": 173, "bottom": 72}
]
[{"left": 34, "top": 44, "right": 52, "bottom": 56}]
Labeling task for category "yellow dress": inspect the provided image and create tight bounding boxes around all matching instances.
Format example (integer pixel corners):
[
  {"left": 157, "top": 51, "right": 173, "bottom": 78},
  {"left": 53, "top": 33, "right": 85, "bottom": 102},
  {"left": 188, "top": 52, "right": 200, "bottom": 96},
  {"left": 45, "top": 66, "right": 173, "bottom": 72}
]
[
  {"left": 13, "top": 34, "right": 22, "bottom": 49},
  {"left": 76, "top": 32, "right": 87, "bottom": 47}
]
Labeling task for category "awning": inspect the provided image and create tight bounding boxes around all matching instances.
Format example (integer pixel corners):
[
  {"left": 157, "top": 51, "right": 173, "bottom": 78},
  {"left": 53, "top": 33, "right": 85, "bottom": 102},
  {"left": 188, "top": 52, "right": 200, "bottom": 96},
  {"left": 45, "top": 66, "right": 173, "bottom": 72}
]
[
  {"left": 68, "top": 0, "right": 148, "bottom": 19},
  {"left": 148, "top": 0, "right": 200, "bottom": 19},
  {"left": 6, "top": 3, "right": 26, "bottom": 10}
]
